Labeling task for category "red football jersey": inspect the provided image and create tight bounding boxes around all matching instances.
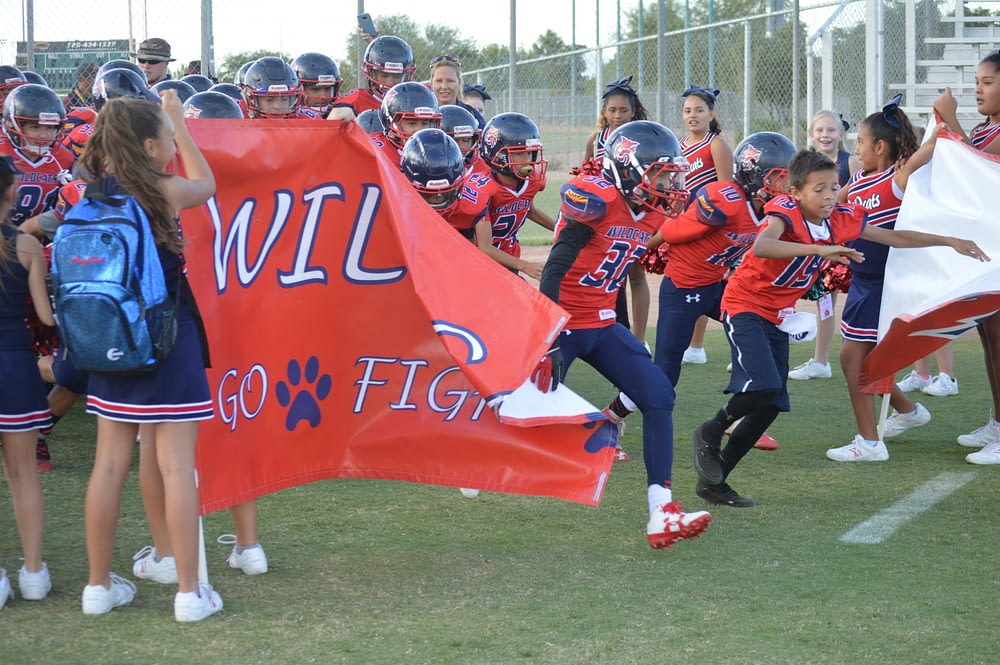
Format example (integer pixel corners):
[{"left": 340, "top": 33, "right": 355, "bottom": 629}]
[
  {"left": 339, "top": 87, "right": 382, "bottom": 115},
  {"left": 370, "top": 132, "right": 401, "bottom": 168},
  {"left": 722, "top": 195, "right": 867, "bottom": 323},
  {"left": 554, "top": 175, "right": 665, "bottom": 329},
  {"left": 0, "top": 136, "right": 74, "bottom": 226},
  {"left": 485, "top": 173, "right": 547, "bottom": 259},
  {"left": 662, "top": 181, "right": 763, "bottom": 288},
  {"left": 681, "top": 131, "right": 720, "bottom": 193},
  {"left": 844, "top": 165, "right": 901, "bottom": 276},
  {"left": 447, "top": 171, "right": 491, "bottom": 235}
]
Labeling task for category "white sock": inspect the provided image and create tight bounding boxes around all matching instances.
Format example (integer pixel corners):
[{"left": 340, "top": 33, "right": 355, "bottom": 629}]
[
  {"left": 620, "top": 392, "right": 638, "bottom": 412},
  {"left": 647, "top": 484, "right": 672, "bottom": 513},
  {"left": 863, "top": 438, "right": 881, "bottom": 448}
]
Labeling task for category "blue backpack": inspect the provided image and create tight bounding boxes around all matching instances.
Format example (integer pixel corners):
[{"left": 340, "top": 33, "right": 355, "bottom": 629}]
[{"left": 51, "top": 178, "right": 177, "bottom": 375}]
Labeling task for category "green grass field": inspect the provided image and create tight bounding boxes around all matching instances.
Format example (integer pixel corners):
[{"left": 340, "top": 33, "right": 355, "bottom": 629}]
[{"left": 4, "top": 330, "right": 1000, "bottom": 664}]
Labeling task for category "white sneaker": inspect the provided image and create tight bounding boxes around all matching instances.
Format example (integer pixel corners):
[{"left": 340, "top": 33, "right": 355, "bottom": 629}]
[
  {"left": 882, "top": 403, "right": 931, "bottom": 438},
  {"left": 966, "top": 441, "right": 1000, "bottom": 464},
  {"left": 958, "top": 414, "right": 1000, "bottom": 448},
  {"left": 81, "top": 573, "right": 136, "bottom": 615},
  {"left": 132, "top": 545, "right": 178, "bottom": 584},
  {"left": 682, "top": 347, "right": 707, "bottom": 364},
  {"left": 788, "top": 358, "right": 832, "bottom": 380},
  {"left": 826, "top": 435, "right": 890, "bottom": 462},
  {"left": 174, "top": 583, "right": 223, "bottom": 622},
  {"left": 17, "top": 563, "right": 51, "bottom": 600},
  {"left": 646, "top": 502, "right": 711, "bottom": 549},
  {"left": 459, "top": 488, "right": 481, "bottom": 499},
  {"left": 226, "top": 543, "right": 268, "bottom": 575},
  {"left": 896, "top": 370, "right": 930, "bottom": 393},
  {"left": 0, "top": 570, "right": 11, "bottom": 610},
  {"left": 726, "top": 362, "right": 732, "bottom": 373},
  {"left": 922, "top": 372, "right": 959, "bottom": 397}
]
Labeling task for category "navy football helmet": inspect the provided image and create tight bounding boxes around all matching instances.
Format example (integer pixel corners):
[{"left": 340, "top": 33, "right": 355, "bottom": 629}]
[
  {"left": 480, "top": 112, "right": 547, "bottom": 183},
  {"left": 356, "top": 108, "right": 383, "bottom": 134},
  {"left": 601, "top": 120, "right": 689, "bottom": 216},
  {"left": 92, "top": 68, "right": 159, "bottom": 111},
  {"left": 378, "top": 82, "right": 440, "bottom": 149},
  {"left": 2, "top": 84, "right": 66, "bottom": 157},
  {"left": 399, "top": 128, "right": 468, "bottom": 216},
  {"left": 181, "top": 74, "right": 214, "bottom": 93},
  {"left": 152, "top": 79, "right": 197, "bottom": 104},
  {"left": 733, "top": 131, "right": 797, "bottom": 205},
  {"left": 439, "top": 104, "right": 481, "bottom": 168},
  {"left": 234, "top": 61, "right": 254, "bottom": 86},
  {"left": 209, "top": 82, "right": 243, "bottom": 103},
  {"left": 21, "top": 71, "right": 49, "bottom": 87},
  {"left": 95, "top": 59, "right": 147, "bottom": 87},
  {"left": 362, "top": 36, "right": 416, "bottom": 97},
  {"left": 291, "top": 52, "right": 342, "bottom": 115},
  {"left": 0, "top": 65, "right": 27, "bottom": 101},
  {"left": 183, "top": 91, "right": 243, "bottom": 119},
  {"left": 241, "top": 56, "right": 300, "bottom": 118}
]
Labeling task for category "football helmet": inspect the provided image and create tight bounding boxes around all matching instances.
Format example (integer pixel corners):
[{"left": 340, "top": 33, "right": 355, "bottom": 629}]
[
  {"left": 733, "top": 131, "right": 797, "bottom": 205},
  {"left": 362, "top": 36, "right": 416, "bottom": 97},
  {"left": 92, "top": 68, "right": 159, "bottom": 111},
  {"left": 399, "top": 128, "right": 467, "bottom": 216},
  {"left": 234, "top": 61, "right": 254, "bottom": 86},
  {"left": 439, "top": 104, "right": 481, "bottom": 168},
  {"left": 356, "top": 108, "right": 383, "bottom": 133},
  {"left": 2, "top": 84, "right": 66, "bottom": 157},
  {"left": 152, "top": 79, "right": 197, "bottom": 104},
  {"left": 291, "top": 52, "right": 342, "bottom": 114},
  {"left": 183, "top": 91, "right": 244, "bottom": 119},
  {"left": 95, "top": 59, "right": 147, "bottom": 87},
  {"left": 378, "top": 82, "right": 441, "bottom": 149},
  {"left": 0, "top": 65, "right": 27, "bottom": 100},
  {"left": 21, "top": 71, "right": 49, "bottom": 87},
  {"left": 241, "top": 56, "right": 301, "bottom": 119},
  {"left": 480, "top": 112, "right": 547, "bottom": 183},
  {"left": 181, "top": 74, "right": 214, "bottom": 93},
  {"left": 601, "top": 120, "right": 689, "bottom": 215},
  {"left": 209, "top": 83, "right": 243, "bottom": 103}
]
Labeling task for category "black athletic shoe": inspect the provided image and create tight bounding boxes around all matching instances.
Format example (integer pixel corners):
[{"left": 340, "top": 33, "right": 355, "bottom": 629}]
[
  {"left": 696, "top": 479, "right": 756, "bottom": 508},
  {"left": 693, "top": 424, "right": 724, "bottom": 485}
]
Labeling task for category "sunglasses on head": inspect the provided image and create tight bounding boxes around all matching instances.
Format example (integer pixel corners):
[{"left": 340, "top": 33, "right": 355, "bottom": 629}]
[
  {"left": 430, "top": 54, "right": 461, "bottom": 68},
  {"left": 136, "top": 58, "right": 164, "bottom": 65}
]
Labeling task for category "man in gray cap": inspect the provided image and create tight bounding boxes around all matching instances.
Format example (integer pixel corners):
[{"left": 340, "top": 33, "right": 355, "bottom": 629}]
[{"left": 131, "top": 37, "right": 175, "bottom": 86}]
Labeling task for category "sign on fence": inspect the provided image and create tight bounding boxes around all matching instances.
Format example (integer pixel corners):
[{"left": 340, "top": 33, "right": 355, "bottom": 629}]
[{"left": 16, "top": 39, "right": 130, "bottom": 92}]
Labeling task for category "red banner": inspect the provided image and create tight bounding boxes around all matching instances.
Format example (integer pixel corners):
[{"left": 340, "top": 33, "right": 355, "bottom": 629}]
[{"left": 181, "top": 120, "right": 615, "bottom": 512}]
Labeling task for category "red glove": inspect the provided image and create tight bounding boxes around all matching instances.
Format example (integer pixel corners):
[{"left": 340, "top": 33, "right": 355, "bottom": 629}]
[{"left": 531, "top": 344, "right": 564, "bottom": 393}]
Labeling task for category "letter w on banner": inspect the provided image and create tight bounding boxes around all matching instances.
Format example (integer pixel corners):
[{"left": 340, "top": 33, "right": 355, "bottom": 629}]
[
  {"left": 180, "top": 121, "right": 615, "bottom": 512},
  {"left": 862, "top": 134, "right": 1000, "bottom": 385}
]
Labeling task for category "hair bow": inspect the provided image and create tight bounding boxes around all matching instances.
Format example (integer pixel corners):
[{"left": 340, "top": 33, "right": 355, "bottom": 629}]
[
  {"left": 462, "top": 83, "right": 491, "bottom": 101},
  {"left": 882, "top": 93, "right": 903, "bottom": 129},
  {"left": 603, "top": 75, "right": 636, "bottom": 98},
  {"left": 838, "top": 112, "right": 850, "bottom": 133},
  {"left": 682, "top": 85, "right": 720, "bottom": 103}
]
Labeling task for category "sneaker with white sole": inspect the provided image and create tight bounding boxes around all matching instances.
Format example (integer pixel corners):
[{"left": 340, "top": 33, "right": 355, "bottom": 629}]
[
  {"left": 896, "top": 370, "right": 930, "bottom": 393},
  {"left": 17, "top": 563, "right": 51, "bottom": 600},
  {"left": 788, "top": 358, "right": 832, "bottom": 380},
  {"left": 174, "top": 583, "right": 223, "bottom": 622},
  {"left": 132, "top": 545, "right": 178, "bottom": 584},
  {"left": 81, "top": 573, "right": 136, "bottom": 615},
  {"left": 922, "top": 372, "right": 959, "bottom": 397},
  {"left": 0, "top": 570, "right": 12, "bottom": 610},
  {"left": 958, "top": 414, "right": 1000, "bottom": 448},
  {"left": 226, "top": 543, "right": 268, "bottom": 575},
  {"left": 826, "top": 435, "right": 890, "bottom": 462},
  {"left": 966, "top": 441, "right": 1000, "bottom": 465},
  {"left": 459, "top": 488, "right": 481, "bottom": 499},
  {"left": 882, "top": 403, "right": 931, "bottom": 438},
  {"left": 682, "top": 347, "right": 707, "bottom": 364},
  {"left": 646, "top": 502, "right": 711, "bottom": 549}
]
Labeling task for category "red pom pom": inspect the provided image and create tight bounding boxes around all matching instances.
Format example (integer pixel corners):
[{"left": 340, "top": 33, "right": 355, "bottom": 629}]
[
  {"left": 639, "top": 243, "right": 669, "bottom": 274},
  {"left": 821, "top": 262, "right": 853, "bottom": 293}
]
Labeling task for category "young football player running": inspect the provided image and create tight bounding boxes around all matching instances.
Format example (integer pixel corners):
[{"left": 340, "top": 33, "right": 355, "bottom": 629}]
[{"left": 535, "top": 120, "right": 712, "bottom": 549}]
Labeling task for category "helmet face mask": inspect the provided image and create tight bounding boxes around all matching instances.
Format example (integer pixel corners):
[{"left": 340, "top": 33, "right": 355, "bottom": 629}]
[
  {"left": 2, "top": 84, "right": 67, "bottom": 157},
  {"left": 601, "top": 120, "right": 689, "bottom": 215},
  {"left": 733, "top": 131, "right": 797, "bottom": 205}
]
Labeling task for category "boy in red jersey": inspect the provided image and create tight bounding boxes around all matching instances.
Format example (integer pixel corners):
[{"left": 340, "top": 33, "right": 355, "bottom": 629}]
[
  {"left": 693, "top": 150, "right": 987, "bottom": 504},
  {"left": 535, "top": 120, "right": 711, "bottom": 549}
]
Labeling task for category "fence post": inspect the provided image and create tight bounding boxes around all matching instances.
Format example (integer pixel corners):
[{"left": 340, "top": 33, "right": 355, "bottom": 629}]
[
  {"left": 657, "top": 0, "right": 667, "bottom": 123},
  {"left": 509, "top": 0, "right": 517, "bottom": 110},
  {"left": 744, "top": 19, "right": 752, "bottom": 138}
]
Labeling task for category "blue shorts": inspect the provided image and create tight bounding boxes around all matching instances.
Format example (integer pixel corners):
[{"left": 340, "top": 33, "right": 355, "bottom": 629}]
[
  {"left": 52, "top": 346, "right": 89, "bottom": 395},
  {"left": 722, "top": 311, "right": 791, "bottom": 412},
  {"left": 840, "top": 273, "right": 882, "bottom": 343},
  {"left": 0, "top": 350, "right": 53, "bottom": 432},
  {"left": 86, "top": 319, "right": 213, "bottom": 423},
  {"left": 654, "top": 277, "right": 724, "bottom": 387}
]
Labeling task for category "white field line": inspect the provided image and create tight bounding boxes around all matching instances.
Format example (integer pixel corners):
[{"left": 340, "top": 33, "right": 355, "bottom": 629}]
[{"left": 839, "top": 472, "right": 976, "bottom": 544}]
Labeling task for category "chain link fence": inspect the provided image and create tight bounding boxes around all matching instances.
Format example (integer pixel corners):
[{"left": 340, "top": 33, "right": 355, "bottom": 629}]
[{"left": 2, "top": 1, "right": 990, "bottom": 173}]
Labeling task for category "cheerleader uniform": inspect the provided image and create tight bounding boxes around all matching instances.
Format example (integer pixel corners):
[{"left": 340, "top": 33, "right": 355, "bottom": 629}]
[
  {"left": 86, "top": 243, "right": 213, "bottom": 423},
  {"left": 681, "top": 131, "right": 720, "bottom": 196},
  {"left": 0, "top": 225, "right": 53, "bottom": 432}
]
